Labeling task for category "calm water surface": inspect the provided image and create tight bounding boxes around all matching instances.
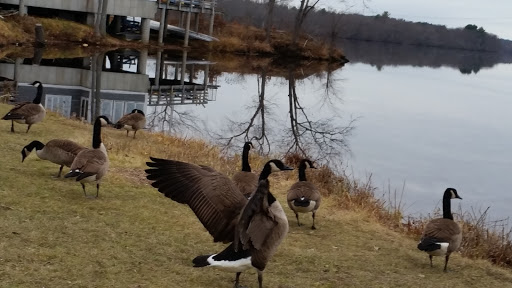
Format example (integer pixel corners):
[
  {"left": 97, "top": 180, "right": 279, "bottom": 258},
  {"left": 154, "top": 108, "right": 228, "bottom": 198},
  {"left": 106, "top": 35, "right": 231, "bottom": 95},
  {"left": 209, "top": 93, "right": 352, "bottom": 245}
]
[
  {"left": 3, "top": 44, "right": 512, "bottom": 220},
  {"left": 147, "top": 51, "right": 512, "bottom": 220}
]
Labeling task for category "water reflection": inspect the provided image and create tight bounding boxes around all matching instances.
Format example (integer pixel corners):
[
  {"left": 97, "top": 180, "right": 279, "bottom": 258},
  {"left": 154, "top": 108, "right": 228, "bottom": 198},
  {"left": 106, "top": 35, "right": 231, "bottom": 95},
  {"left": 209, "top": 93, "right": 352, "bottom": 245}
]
[
  {"left": 0, "top": 47, "right": 355, "bottom": 165},
  {"left": 338, "top": 39, "right": 512, "bottom": 74},
  {"left": 146, "top": 50, "right": 218, "bottom": 134},
  {"left": 214, "top": 62, "right": 354, "bottom": 165},
  {"left": 0, "top": 49, "right": 217, "bottom": 129}
]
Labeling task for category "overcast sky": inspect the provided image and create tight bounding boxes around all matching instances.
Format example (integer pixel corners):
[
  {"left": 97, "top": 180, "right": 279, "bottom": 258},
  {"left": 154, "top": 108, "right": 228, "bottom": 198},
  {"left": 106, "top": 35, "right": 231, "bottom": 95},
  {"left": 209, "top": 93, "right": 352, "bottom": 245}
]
[{"left": 292, "top": 0, "right": 512, "bottom": 40}]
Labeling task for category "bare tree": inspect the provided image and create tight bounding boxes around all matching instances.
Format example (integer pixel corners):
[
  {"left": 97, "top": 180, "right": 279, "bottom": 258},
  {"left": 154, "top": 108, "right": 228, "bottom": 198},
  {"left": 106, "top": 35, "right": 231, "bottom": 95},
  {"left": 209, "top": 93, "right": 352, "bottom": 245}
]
[
  {"left": 292, "top": 0, "right": 320, "bottom": 45},
  {"left": 217, "top": 68, "right": 273, "bottom": 154},
  {"left": 265, "top": 0, "right": 276, "bottom": 43},
  {"left": 283, "top": 66, "right": 354, "bottom": 163}
]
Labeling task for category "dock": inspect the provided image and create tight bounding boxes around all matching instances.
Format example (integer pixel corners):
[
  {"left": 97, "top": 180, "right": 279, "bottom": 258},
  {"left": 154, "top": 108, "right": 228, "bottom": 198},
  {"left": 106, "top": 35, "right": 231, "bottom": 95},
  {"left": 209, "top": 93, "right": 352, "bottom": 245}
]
[{"left": 0, "top": 0, "right": 217, "bottom": 46}]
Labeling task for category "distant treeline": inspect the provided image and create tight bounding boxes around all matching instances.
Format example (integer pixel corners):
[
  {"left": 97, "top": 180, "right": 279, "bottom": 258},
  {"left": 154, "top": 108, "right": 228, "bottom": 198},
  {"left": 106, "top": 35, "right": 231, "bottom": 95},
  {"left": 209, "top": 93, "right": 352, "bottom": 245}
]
[{"left": 217, "top": 0, "right": 507, "bottom": 53}]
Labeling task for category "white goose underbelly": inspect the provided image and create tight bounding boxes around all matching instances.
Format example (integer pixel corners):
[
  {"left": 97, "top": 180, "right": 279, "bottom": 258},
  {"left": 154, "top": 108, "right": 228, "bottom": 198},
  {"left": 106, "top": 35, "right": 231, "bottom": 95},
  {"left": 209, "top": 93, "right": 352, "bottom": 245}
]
[
  {"left": 292, "top": 200, "right": 316, "bottom": 213},
  {"left": 207, "top": 255, "right": 253, "bottom": 273},
  {"left": 427, "top": 243, "right": 449, "bottom": 256}
]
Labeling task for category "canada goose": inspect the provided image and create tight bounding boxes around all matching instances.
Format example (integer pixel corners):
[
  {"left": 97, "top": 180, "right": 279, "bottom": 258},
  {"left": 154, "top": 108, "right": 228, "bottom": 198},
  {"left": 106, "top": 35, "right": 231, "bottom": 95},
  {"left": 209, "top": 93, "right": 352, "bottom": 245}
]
[
  {"left": 2, "top": 81, "right": 46, "bottom": 133},
  {"left": 21, "top": 139, "right": 86, "bottom": 177},
  {"left": 145, "top": 158, "right": 293, "bottom": 288},
  {"left": 64, "top": 116, "right": 110, "bottom": 198},
  {"left": 114, "top": 109, "right": 146, "bottom": 138},
  {"left": 287, "top": 159, "right": 321, "bottom": 230},
  {"left": 417, "top": 188, "right": 462, "bottom": 272},
  {"left": 232, "top": 142, "right": 258, "bottom": 198}
]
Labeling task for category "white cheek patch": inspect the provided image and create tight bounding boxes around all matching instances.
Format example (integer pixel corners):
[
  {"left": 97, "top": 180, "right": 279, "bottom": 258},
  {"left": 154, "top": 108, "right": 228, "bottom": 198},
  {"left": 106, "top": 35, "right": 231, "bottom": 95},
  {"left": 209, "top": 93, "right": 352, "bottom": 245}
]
[
  {"left": 269, "top": 162, "right": 280, "bottom": 172},
  {"left": 451, "top": 190, "right": 456, "bottom": 199},
  {"left": 33, "top": 83, "right": 41, "bottom": 87},
  {"left": 99, "top": 118, "right": 108, "bottom": 126}
]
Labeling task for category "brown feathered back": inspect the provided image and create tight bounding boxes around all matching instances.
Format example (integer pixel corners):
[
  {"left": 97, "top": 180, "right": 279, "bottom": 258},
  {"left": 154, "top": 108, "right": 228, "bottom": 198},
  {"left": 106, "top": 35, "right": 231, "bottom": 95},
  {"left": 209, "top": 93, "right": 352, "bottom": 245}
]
[
  {"left": 287, "top": 182, "right": 321, "bottom": 210},
  {"left": 39, "top": 139, "right": 86, "bottom": 167},
  {"left": 235, "top": 179, "right": 289, "bottom": 271},
  {"left": 115, "top": 111, "right": 146, "bottom": 130},
  {"left": 232, "top": 171, "right": 259, "bottom": 198},
  {"left": 70, "top": 148, "right": 109, "bottom": 181},
  {"left": 422, "top": 218, "right": 462, "bottom": 253}
]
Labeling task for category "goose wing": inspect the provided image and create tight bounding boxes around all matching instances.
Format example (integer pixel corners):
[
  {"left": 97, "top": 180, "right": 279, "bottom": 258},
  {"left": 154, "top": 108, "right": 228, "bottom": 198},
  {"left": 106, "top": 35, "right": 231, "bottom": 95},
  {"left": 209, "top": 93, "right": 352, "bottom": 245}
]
[
  {"left": 46, "top": 139, "right": 86, "bottom": 155},
  {"left": 2, "top": 102, "right": 32, "bottom": 119},
  {"left": 422, "top": 218, "right": 461, "bottom": 242},
  {"left": 236, "top": 180, "right": 277, "bottom": 251},
  {"left": 236, "top": 179, "right": 288, "bottom": 270},
  {"left": 287, "top": 182, "right": 320, "bottom": 201},
  {"left": 69, "top": 149, "right": 108, "bottom": 174},
  {"left": 145, "top": 157, "right": 248, "bottom": 243},
  {"left": 115, "top": 112, "right": 145, "bottom": 127}
]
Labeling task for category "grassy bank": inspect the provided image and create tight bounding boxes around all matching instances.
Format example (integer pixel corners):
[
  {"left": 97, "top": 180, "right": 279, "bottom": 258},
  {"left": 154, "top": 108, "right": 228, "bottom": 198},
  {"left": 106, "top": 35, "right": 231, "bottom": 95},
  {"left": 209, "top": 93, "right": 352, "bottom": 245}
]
[{"left": 1, "top": 103, "right": 512, "bottom": 287}]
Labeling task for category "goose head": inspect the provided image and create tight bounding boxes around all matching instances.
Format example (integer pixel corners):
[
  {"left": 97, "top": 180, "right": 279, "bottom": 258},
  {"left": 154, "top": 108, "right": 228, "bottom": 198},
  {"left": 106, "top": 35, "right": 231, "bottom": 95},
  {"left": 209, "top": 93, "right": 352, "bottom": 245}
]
[
  {"left": 267, "top": 159, "right": 294, "bottom": 173},
  {"left": 97, "top": 115, "right": 112, "bottom": 127},
  {"left": 244, "top": 141, "right": 254, "bottom": 150},
  {"left": 444, "top": 188, "right": 462, "bottom": 200},
  {"left": 31, "top": 81, "right": 42, "bottom": 88},
  {"left": 131, "top": 109, "right": 145, "bottom": 116}
]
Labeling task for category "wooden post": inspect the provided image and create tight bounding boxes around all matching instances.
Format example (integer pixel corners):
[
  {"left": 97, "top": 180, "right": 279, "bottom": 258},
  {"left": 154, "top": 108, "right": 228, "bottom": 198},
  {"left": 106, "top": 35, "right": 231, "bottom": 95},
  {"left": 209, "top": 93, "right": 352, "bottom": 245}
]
[
  {"left": 184, "top": 9, "right": 192, "bottom": 47},
  {"left": 34, "top": 24, "right": 46, "bottom": 48},
  {"left": 32, "top": 48, "right": 43, "bottom": 65}
]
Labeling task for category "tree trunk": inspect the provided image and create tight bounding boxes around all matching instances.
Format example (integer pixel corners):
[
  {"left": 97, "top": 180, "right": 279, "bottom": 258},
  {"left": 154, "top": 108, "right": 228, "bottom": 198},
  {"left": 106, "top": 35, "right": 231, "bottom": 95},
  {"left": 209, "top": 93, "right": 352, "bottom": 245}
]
[{"left": 265, "top": 0, "right": 276, "bottom": 44}]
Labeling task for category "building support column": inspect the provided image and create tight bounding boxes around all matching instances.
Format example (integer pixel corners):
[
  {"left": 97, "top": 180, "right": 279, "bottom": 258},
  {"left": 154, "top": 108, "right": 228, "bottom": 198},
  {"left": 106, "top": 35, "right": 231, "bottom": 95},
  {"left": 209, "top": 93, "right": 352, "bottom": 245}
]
[
  {"left": 179, "top": 11, "right": 184, "bottom": 28},
  {"left": 208, "top": 7, "right": 215, "bottom": 36},
  {"left": 138, "top": 49, "right": 148, "bottom": 75},
  {"left": 141, "top": 18, "right": 151, "bottom": 44},
  {"left": 194, "top": 13, "right": 200, "bottom": 32},
  {"left": 86, "top": 13, "right": 96, "bottom": 26},
  {"left": 19, "top": 0, "right": 27, "bottom": 16},
  {"left": 158, "top": 9, "right": 166, "bottom": 45},
  {"left": 183, "top": 10, "right": 192, "bottom": 48}
]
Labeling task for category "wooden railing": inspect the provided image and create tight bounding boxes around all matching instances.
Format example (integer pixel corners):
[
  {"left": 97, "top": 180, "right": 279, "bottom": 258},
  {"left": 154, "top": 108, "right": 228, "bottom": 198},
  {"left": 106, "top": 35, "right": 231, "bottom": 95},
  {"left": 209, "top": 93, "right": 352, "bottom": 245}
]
[{"left": 156, "top": 0, "right": 216, "bottom": 10}]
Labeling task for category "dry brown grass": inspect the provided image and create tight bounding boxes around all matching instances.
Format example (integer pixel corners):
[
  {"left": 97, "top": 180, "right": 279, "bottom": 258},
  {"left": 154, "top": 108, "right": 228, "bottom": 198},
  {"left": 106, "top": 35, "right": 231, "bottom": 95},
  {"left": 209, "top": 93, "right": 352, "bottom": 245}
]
[
  {"left": 193, "top": 22, "right": 346, "bottom": 61},
  {"left": 2, "top": 104, "right": 512, "bottom": 287},
  {"left": 0, "top": 15, "right": 133, "bottom": 48}
]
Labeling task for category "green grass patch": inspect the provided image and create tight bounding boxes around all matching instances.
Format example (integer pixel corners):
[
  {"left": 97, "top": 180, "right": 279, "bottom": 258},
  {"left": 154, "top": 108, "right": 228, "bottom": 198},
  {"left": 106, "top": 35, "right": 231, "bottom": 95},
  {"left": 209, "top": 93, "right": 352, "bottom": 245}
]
[{"left": 1, "top": 103, "right": 512, "bottom": 287}]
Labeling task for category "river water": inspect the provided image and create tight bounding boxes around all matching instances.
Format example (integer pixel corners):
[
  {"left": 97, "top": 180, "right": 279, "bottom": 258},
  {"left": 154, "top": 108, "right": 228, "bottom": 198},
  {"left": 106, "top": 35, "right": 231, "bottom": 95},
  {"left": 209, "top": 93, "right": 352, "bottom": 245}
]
[{"left": 2, "top": 41, "right": 511, "bottom": 220}]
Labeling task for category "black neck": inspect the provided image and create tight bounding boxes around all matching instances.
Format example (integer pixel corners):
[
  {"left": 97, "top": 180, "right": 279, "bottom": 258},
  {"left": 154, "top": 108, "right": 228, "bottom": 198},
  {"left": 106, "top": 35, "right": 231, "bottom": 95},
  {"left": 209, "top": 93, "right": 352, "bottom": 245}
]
[
  {"left": 26, "top": 140, "right": 45, "bottom": 152},
  {"left": 442, "top": 194, "right": 453, "bottom": 220},
  {"left": 267, "top": 190, "right": 276, "bottom": 206},
  {"left": 259, "top": 164, "right": 272, "bottom": 180},
  {"left": 32, "top": 84, "right": 43, "bottom": 104},
  {"left": 92, "top": 118, "right": 103, "bottom": 149},
  {"left": 298, "top": 163, "right": 307, "bottom": 181},
  {"left": 242, "top": 145, "right": 251, "bottom": 172}
]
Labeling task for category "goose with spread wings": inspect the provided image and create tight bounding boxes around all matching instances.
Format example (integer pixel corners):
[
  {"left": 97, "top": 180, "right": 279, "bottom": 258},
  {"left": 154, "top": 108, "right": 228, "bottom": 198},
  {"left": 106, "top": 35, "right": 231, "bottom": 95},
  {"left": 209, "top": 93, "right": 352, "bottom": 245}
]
[{"left": 145, "top": 158, "right": 293, "bottom": 288}]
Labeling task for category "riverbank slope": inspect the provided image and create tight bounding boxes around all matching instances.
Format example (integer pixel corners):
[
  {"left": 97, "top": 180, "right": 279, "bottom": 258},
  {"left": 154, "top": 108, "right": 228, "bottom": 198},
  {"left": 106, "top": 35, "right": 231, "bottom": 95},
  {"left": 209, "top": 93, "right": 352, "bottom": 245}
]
[{"left": 1, "top": 104, "right": 512, "bottom": 287}]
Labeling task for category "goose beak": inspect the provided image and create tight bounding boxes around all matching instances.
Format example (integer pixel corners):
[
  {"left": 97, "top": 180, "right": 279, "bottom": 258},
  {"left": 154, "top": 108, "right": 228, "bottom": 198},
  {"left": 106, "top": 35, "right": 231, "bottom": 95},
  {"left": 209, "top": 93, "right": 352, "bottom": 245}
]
[
  {"left": 457, "top": 196, "right": 462, "bottom": 200},
  {"left": 282, "top": 165, "right": 294, "bottom": 171}
]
